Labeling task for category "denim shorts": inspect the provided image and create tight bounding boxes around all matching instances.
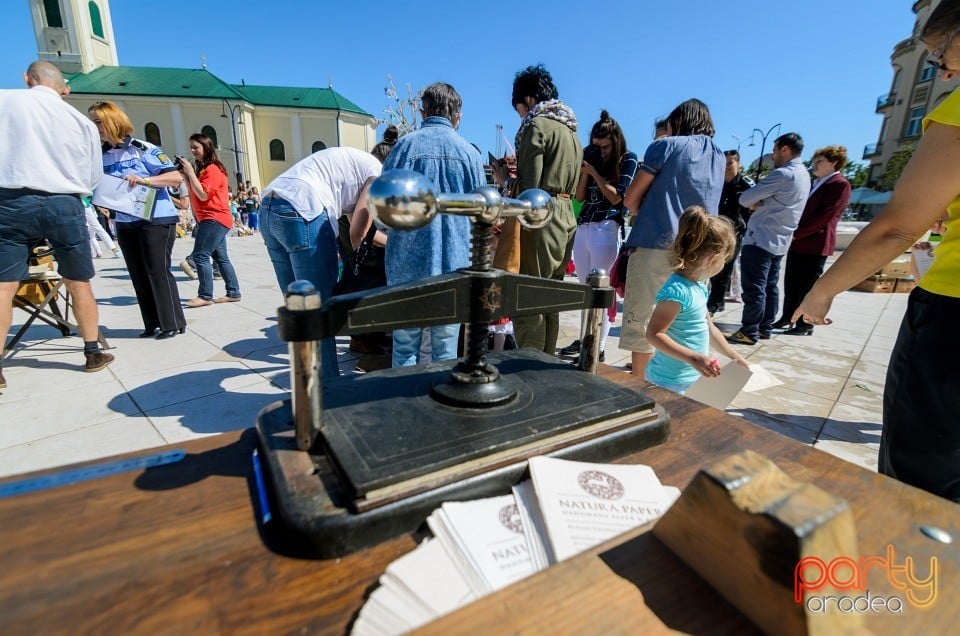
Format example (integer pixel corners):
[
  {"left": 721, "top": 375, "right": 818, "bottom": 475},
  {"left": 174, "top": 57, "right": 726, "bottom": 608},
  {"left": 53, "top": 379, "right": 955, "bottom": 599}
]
[{"left": 0, "top": 188, "right": 95, "bottom": 282}]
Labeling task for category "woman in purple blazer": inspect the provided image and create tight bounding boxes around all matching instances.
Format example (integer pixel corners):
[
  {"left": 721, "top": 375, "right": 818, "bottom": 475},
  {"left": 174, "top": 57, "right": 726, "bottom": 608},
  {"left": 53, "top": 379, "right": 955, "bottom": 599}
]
[{"left": 774, "top": 145, "right": 851, "bottom": 335}]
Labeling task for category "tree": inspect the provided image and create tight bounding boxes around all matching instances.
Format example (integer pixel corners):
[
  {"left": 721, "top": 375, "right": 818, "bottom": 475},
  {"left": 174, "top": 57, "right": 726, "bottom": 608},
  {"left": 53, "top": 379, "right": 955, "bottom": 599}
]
[
  {"left": 880, "top": 144, "right": 916, "bottom": 191},
  {"left": 379, "top": 74, "right": 422, "bottom": 137},
  {"left": 843, "top": 161, "right": 869, "bottom": 189}
]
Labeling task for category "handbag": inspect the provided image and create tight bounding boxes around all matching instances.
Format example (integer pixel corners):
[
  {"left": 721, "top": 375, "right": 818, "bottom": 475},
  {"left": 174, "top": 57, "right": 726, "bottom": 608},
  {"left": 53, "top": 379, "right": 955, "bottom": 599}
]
[
  {"left": 609, "top": 246, "right": 632, "bottom": 296},
  {"left": 333, "top": 224, "right": 386, "bottom": 296}
]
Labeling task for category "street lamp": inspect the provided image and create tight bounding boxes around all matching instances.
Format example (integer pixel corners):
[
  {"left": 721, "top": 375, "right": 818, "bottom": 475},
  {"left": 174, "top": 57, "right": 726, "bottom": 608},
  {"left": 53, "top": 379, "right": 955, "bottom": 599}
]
[
  {"left": 220, "top": 99, "right": 244, "bottom": 189},
  {"left": 732, "top": 134, "right": 747, "bottom": 153},
  {"left": 751, "top": 123, "right": 782, "bottom": 181}
]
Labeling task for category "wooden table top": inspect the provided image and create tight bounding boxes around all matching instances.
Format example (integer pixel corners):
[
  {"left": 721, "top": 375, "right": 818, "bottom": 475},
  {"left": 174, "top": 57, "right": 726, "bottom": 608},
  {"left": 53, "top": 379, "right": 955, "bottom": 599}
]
[{"left": 0, "top": 369, "right": 956, "bottom": 635}]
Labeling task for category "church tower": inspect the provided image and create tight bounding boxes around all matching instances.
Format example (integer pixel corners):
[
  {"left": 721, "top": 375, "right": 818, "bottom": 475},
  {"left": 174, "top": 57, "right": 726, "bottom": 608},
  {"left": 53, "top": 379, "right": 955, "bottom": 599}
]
[{"left": 30, "top": 0, "right": 119, "bottom": 74}]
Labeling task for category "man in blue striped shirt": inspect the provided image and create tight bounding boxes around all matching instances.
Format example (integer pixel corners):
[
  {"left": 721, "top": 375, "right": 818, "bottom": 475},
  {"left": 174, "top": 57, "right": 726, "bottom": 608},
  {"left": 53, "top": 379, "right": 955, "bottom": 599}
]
[{"left": 726, "top": 133, "right": 810, "bottom": 346}]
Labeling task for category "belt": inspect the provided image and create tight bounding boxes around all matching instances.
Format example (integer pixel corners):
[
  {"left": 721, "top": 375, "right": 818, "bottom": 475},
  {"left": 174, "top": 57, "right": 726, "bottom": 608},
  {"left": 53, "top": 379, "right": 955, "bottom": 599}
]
[
  {"left": 553, "top": 193, "right": 572, "bottom": 199},
  {"left": 0, "top": 187, "right": 80, "bottom": 198}
]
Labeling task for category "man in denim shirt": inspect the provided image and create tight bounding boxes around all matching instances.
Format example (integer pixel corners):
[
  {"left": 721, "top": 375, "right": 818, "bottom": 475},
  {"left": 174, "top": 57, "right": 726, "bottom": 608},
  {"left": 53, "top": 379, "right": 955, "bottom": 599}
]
[
  {"left": 726, "top": 133, "right": 810, "bottom": 346},
  {"left": 383, "top": 82, "right": 486, "bottom": 367}
]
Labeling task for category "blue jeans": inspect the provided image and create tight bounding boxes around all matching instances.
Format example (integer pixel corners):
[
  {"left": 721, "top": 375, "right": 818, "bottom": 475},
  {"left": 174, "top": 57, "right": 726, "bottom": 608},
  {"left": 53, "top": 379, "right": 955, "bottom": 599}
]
[
  {"left": 393, "top": 324, "right": 461, "bottom": 368},
  {"left": 193, "top": 220, "right": 240, "bottom": 301},
  {"left": 260, "top": 195, "right": 339, "bottom": 379},
  {"left": 739, "top": 244, "right": 783, "bottom": 340}
]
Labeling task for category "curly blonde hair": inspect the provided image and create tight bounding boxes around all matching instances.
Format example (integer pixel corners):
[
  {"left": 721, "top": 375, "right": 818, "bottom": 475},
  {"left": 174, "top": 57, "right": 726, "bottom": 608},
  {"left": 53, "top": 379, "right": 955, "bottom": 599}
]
[
  {"left": 813, "top": 145, "right": 848, "bottom": 172},
  {"left": 668, "top": 206, "right": 736, "bottom": 273}
]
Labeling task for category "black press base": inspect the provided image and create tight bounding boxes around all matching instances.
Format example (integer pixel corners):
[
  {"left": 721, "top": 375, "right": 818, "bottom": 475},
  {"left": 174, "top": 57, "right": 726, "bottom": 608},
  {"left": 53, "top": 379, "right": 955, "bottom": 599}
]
[{"left": 254, "top": 350, "right": 670, "bottom": 558}]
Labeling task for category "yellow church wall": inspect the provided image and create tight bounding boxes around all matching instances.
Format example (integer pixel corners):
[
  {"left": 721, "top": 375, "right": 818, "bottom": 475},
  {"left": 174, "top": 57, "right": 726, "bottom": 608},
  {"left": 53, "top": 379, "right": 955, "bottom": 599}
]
[
  {"left": 339, "top": 117, "right": 373, "bottom": 152},
  {"left": 60, "top": 94, "right": 375, "bottom": 190},
  {"left": 299, "top": 114, "right": 339, "bottom": 154},
  {"left": 252, "top": 110, "right": 295, "bottom": 186}
]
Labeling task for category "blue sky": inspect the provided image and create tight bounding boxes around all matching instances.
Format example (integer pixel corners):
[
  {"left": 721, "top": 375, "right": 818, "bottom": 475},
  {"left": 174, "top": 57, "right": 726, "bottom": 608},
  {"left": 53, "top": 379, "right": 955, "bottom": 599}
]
[{"left": 1, "top": 1, "right": 934, "bottom": 168}]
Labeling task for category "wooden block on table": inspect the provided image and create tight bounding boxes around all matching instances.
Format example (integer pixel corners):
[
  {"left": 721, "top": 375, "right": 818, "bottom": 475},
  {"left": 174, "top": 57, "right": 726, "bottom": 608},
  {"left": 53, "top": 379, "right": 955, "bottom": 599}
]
[{"left": 652, "top": 450, "right": 862, "bottom": 636}]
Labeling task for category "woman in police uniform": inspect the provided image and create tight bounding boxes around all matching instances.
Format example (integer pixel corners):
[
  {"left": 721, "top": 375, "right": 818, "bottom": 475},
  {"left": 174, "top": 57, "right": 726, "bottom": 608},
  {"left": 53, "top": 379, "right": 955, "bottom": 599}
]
[{"left": 88, "top": 101, "right": 187, "bottom": 339}]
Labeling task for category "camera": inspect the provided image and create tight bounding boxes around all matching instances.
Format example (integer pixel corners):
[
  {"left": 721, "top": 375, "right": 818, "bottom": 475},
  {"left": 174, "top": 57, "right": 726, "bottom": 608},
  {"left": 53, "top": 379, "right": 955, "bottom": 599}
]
[
  {"left": 173, "top": 156, "right": 186, "bottom": 170},
  {"left": 583, "top": 144, "right": 604, "bottom": 171}
]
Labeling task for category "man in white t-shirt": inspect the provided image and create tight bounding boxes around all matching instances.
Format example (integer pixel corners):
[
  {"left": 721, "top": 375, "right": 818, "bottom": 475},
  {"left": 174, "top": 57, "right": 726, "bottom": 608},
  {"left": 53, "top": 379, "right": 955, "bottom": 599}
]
[
  {"left": 260, "top": 146, "right": 382, "bottom": 378},
  {"left": 0, "top": 61, "right": 113, "bottom": 389}
]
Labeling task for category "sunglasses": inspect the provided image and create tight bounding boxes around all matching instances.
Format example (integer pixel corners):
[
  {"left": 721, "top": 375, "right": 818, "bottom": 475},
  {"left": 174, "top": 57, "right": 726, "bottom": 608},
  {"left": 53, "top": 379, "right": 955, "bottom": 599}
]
[{"left": 927, "top": 25, "right": 960, "bottom": 70}]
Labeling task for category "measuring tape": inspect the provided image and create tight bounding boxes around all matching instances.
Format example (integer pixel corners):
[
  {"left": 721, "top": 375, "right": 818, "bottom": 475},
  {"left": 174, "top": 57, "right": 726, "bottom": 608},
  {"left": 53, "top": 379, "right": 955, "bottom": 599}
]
[{"left": 0, "top": 449, "right": 186, "bottom": 499}]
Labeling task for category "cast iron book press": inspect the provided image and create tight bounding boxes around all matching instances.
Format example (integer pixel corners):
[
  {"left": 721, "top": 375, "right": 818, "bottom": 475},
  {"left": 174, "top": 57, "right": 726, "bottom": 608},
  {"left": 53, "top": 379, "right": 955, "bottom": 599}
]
[{"left": 255, "top": 170, "right": 670, "bottom": 557}]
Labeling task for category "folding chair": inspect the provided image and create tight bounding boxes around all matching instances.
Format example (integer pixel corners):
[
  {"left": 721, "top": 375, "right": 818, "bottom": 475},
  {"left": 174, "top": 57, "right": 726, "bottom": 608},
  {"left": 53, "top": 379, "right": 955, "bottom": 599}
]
[{"left": 3, "top": 242, "right": 110, "bottom": 358}]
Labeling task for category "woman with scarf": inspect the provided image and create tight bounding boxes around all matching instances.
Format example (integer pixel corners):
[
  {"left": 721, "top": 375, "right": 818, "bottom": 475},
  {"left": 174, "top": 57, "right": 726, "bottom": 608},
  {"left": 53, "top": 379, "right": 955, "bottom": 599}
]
[{"left": 509, "top": 64, "right": 582, "bottom": 354}]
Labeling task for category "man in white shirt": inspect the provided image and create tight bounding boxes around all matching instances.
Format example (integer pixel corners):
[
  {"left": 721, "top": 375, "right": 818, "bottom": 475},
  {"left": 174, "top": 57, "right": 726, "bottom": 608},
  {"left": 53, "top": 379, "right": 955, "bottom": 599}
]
[
  {"left": 260, "top": 146, "right": 382, "bottom": 378},
  {"left": 0, "top": 61, "right": 113, "bottom": 389}
]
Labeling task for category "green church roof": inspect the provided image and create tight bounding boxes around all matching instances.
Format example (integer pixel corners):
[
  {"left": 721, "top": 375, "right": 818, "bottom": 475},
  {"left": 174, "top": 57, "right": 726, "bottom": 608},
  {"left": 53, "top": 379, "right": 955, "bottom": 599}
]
[
  {"left": 65, "top": 65, "right": 371, "bottom": 116},
  {"left": 66, "top": 66, "right": 244, "bottom": 99},
  {"left": 230, "top": 84, "right": 369, "bottom": 115}
]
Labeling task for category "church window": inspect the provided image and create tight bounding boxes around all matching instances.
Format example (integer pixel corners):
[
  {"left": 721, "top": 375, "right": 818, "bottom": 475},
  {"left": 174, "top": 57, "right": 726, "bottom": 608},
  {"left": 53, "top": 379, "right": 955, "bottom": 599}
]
[
  {"left": 269, "top": 139, "right": 286, "bottom": 161},
  {"left": 311, "top": 140, "right": 327, "bottom": 153},
  {"left": 144, "top": 122, "right": 161, "bottom": 146},
  {"left": 201, "top": 125, "right": 219, "bottom": 148},
  {"left": 88, "top": 2, "right": 104, "bottom": 38},
  {"left": 43, "top": 0, "right": 63, "bottom": 28}
]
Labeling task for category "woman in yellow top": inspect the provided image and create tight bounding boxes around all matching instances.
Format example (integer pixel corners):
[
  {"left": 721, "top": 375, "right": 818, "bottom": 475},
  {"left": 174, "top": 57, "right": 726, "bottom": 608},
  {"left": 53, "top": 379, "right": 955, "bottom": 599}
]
[{"left": 795, "top": 0, "right": 960, "bottom": 502}]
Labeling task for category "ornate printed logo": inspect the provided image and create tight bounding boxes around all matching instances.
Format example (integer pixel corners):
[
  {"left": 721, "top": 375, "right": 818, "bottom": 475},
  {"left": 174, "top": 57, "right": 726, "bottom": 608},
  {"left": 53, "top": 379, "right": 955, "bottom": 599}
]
[
  {"left": 479, "top": 283, "right": 503, "bottom": 313},
  {"left": 577, "top": 470, "right": 625, "bottom": 500},
  {"left": 498, "top": 503, "right": 524, "bottom": 534}
]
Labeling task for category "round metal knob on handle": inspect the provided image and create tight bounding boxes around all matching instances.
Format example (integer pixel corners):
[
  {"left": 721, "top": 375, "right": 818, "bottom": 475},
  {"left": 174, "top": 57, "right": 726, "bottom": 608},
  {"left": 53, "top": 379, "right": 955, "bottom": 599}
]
[
  {"left": 516, "top": 189, "right": 553, "bottom": 229},
  {"left": 367, "top": 170, "right": 553, "bottom": 230},
  {"left": 367, "top": 169, "right": 438, "bottom": 230}
]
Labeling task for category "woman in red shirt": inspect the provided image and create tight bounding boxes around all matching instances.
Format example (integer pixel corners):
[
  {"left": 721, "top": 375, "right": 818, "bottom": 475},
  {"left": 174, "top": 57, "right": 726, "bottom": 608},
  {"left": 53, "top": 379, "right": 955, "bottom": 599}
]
[{"left": 178, "top": 134, "right": 241, "bottom": 306}]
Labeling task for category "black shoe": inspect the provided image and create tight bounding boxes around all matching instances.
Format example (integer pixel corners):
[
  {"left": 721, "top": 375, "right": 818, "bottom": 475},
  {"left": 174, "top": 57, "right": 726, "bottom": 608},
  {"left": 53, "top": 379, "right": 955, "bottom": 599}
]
[
  {"left": 725, "top": 330, "right": 757, "bottom": 346},
  {"left": 759, "top": 332, "right": 772, "bottom": 340},
  {"left": 707, "top": 304, "right": 724, "bottom": 315},
  {"left": 503, "top": 334, "right": 518, "bottom": 351},
  {"left": 771, "top": 318, "right": 793, "bottom": 330},
  {"left": 138, "top": 328, "right": 159, "bottom": 338},
  {"left": 572, "top": 350, "right": 605, "bottom": 364},
  {"left": 84, "top": 351, "right": 115, "bottom": 373},
  {"left": 560, "top": 340, "right": 581, "bottom": 356},
  {"left": 156, "top": 327, "right": 186, "bottom": 340},
  {"left": 782, "top": 325, "right": 813, "bottom": 336}
]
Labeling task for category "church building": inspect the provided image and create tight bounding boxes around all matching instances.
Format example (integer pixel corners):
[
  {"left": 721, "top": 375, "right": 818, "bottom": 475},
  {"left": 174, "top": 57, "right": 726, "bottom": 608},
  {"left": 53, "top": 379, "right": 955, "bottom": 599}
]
[{"left": 30, "top": 0, "right": 378, "bottom": 188}]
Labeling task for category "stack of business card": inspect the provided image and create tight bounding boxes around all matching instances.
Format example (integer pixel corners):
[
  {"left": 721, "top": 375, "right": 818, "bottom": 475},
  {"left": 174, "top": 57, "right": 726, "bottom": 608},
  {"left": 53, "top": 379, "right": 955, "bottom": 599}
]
[
  {"left": 352, "top": 459, "right": 679, "bottom": 635},
  {"left": 518, "top": 456, "right": 680, "bottom": 565},
  {"left": 427, "top": 494, "right": 537, "bottom": 595},
  {"left": 352, "top": 538, "right": 475, "bottom": 635}
]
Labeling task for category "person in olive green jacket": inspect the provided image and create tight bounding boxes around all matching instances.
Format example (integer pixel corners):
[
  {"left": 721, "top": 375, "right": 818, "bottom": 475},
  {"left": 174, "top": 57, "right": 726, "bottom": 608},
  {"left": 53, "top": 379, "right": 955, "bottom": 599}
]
[{"left": 509, "top": 64, "right": 583, "bottom": 354}]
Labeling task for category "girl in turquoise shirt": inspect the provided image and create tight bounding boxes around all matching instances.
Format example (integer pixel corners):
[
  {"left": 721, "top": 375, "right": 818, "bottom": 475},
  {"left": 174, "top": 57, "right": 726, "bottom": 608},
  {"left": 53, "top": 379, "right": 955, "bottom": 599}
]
[{"left": 645, "top": 206, "right": 749, "bottom": 394}]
